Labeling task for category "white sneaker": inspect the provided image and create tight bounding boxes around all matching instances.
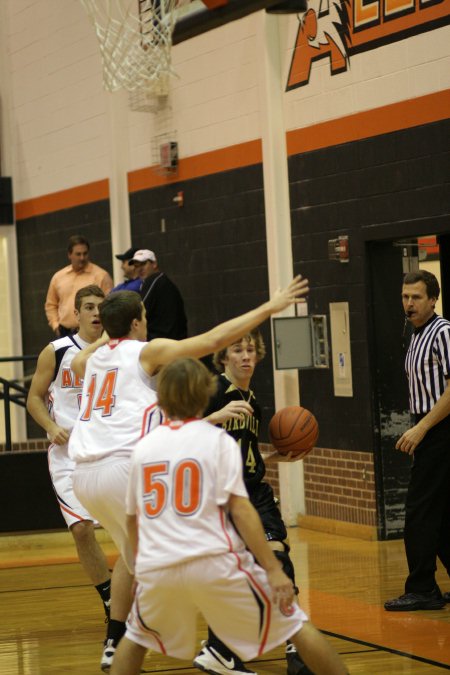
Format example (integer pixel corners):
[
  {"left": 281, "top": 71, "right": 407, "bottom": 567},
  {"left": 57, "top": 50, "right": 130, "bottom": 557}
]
[
  {"left": 101, "top": 638, "right": 116, "bottom": 673},
  {"left": 193, "top": 643, "right": 257, "bottom": 675}
]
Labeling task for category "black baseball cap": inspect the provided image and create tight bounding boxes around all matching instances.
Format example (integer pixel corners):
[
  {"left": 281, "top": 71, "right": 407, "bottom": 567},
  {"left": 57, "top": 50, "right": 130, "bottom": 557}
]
[{"left": 115, "top": 247, "right": 139, "bottom": 261}]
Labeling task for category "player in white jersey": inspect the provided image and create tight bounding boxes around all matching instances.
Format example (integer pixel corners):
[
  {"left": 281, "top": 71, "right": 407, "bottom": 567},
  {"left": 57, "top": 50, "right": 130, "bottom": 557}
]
[
  {"left": 27, "top": 285, "right": 111, "bottom": 621},
  {"left": 110, "top": 358, "right": 348, "bottom": 675},
  {"left": 70, "top": 339, "right": 159, "bottom": 465},
  {"left": 69, "top": 276, "right": 309, "bottom": 672}
]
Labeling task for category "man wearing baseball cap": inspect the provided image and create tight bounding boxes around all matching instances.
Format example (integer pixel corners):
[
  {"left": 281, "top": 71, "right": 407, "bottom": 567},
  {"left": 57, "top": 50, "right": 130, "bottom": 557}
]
[
  {"left": 112, "top": 247, "right": 142, "bottom": 293},
  {"left": 130, "top": 249, "right": 187, "bottom": 341}
]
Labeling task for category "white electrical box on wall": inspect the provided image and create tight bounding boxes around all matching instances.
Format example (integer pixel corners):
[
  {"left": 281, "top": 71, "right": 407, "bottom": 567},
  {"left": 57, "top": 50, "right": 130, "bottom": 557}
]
[
  {"left": 329, "top": 302, "right": 353, "bottom": 397},
  {"left": 272, "top": 316, "right": 329, "bottom": 370}
]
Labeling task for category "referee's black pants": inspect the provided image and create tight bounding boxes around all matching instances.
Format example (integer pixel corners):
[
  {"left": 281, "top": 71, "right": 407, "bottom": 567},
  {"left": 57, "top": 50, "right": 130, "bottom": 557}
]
[{"left": 404, "top": 414, "right": 450, "bottom": 594}]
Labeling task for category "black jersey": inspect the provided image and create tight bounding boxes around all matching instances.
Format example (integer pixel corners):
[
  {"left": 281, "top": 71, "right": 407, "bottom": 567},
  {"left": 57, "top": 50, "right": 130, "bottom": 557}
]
[{"left": 205, "top": 373, "right": 266, "bottom": 492}]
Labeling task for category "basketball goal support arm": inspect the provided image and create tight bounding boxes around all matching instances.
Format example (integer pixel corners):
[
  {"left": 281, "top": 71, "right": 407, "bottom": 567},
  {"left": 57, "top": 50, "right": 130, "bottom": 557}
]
[{"left": 173, "top": 0, "right": 306, "bottom": 45}]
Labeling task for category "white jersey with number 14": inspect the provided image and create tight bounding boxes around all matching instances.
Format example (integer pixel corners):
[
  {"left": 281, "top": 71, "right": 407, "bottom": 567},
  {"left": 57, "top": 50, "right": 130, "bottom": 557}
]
[{"left": 69, "top": 339, "right": 159, "bottom": 464}]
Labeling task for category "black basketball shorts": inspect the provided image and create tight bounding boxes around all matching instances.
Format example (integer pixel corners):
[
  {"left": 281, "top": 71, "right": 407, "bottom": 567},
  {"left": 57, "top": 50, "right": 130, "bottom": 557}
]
[{"left": 249, "top": 481, "right": 288, "bottom": 545}]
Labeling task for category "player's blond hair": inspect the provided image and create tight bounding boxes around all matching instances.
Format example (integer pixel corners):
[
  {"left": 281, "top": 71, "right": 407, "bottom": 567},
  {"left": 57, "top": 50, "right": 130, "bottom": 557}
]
[
  {"left": 158, "top": 358, "right": 217, "bottom": 419},
  {"left": 213, "top": 329, "right": 266, "bottom": 372}
]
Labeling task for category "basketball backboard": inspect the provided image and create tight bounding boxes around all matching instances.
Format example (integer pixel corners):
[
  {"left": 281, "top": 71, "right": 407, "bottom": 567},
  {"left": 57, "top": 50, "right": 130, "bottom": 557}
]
[{"left": 174, "top": 1, "right": 308, "bottom": 44}]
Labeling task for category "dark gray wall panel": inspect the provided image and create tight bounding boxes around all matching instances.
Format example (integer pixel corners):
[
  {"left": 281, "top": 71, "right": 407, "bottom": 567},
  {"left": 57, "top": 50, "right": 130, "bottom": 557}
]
[
  {"left": 16, "top": 200, "right": 113, "bottom": 438},
  {"left": 129, "top": 164, "right": 275, "bottom": 440},
  {"left": 289, "top": 118, "right": 450, "bottom": 458}
]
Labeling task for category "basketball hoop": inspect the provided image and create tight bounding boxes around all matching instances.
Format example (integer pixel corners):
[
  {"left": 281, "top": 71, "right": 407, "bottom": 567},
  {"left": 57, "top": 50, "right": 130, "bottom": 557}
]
[
  {"left": 128, "top": 73, "right": 170, "bottom": 112},
  {"left": 79, "top": 1, "right": 188, "bottom": 95}
]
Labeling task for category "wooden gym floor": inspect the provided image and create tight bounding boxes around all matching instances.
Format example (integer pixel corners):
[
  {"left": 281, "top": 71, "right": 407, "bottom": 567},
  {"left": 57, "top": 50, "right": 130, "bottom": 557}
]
[{"left": 0, "top": 527, "right": 449, "bottom": 674}]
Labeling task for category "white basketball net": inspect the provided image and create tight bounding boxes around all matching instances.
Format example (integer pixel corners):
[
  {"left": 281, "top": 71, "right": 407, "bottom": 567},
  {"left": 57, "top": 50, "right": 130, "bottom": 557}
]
[{"left": 80, "top": 0, "right": 186, "bottom": 94}]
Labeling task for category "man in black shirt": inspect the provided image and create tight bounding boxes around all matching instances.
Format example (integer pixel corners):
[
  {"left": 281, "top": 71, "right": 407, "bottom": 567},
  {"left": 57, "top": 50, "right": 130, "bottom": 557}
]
[
  {"left": 194, "top": 330, "right": 312, "bottom": 675},
  {"left": 130, "top": 249, "right": 187, "bottom": 341}
]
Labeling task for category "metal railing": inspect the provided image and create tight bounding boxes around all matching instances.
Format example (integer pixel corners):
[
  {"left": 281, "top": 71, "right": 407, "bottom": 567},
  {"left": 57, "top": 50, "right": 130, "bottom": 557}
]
[{"left": 0, "top": 355, "right": 38, "bottom": 452}]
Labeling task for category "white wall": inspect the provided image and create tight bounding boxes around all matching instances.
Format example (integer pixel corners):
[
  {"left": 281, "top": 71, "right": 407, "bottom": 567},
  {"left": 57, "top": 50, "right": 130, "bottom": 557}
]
[
  {"left": 5, "top": 0, "right": 109, "bottom": 201},
  {"left": 1, "top": 2, "right": 449, "bottom": 202},
  {"left": 129, "top": 15, "right": 262, "bottom": 168},
  {"left": 282, "top": 4, "right": 450, "bottom": 131}
]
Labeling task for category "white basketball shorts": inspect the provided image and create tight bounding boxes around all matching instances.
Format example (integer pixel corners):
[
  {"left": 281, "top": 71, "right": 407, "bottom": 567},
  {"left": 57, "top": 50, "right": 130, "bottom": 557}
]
[
  {"left": 48, "top": 442, "right": 96, "bottom": 528},
  {"left": 125, "top": 549, "right": 308, "bottom": 660},
  {"left": 73, "top": 456, "right": 134, "bottom": 572}
]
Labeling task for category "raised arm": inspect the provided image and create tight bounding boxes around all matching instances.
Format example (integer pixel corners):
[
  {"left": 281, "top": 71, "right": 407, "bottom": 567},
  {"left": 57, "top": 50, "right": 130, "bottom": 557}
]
[
  {"left": 71, "top": 333, "right": 109, "bottom": 378},
  {"left": 140, "top": 275, "right": 309, "bottom": 375},
  {"left": 26, "top": 345, "right": 70, "bottom": 445}
]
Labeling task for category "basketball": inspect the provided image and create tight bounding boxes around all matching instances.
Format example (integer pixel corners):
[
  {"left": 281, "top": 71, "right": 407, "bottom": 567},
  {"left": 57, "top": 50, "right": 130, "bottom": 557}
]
[{"left": 268, "top": 406, "right": 319, "bottom": 458}]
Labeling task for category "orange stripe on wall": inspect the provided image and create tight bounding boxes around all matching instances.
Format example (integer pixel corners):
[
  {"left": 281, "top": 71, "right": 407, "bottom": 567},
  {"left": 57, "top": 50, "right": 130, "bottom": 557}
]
[
  {"left": 127, "top": 140, "right": 263, "bottom": 193},
  {"left": 286, "top": 89, "right": 450, "bottom": 156},
  {"left": 13, "top": 90, "right": 449, "bottom": 219},
  {"left": 15, "top": 179, "right": 109, "bottom": 221}
]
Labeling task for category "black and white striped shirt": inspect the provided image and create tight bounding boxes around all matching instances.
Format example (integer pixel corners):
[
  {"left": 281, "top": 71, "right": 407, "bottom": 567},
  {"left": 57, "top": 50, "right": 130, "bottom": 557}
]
[{"left": 405, "top": 314, "right": 450, "bottom": 414}]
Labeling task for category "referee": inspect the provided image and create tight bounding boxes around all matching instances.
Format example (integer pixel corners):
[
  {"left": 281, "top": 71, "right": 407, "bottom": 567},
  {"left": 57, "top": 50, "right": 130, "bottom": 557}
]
[{"left": 385, "top": 270, "right": 450, "bottom": 611}]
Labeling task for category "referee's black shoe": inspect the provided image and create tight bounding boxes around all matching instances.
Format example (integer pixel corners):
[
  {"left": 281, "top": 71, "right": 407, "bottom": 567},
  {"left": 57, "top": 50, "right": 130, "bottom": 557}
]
[
  {"left": 384, "top": 587, "right": 445, "bottom": 611},
  {"left": 444, "top": 591, "right": 450, "bottom": 603}
]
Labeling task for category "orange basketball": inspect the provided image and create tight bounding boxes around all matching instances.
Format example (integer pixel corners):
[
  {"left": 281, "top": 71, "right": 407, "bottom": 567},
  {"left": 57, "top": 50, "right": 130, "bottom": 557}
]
[{"left": 268, "top": 406, "right": 319, "bottom": 459}]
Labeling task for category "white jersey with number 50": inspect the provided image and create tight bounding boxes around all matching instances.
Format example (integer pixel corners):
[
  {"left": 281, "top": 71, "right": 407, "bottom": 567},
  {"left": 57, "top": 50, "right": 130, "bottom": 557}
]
[
  {"left": 69, "top": 339, "right": 160, "bottom": 464},
  {"left": 126, "top": 418, "right": 249, "bottom": 572}
]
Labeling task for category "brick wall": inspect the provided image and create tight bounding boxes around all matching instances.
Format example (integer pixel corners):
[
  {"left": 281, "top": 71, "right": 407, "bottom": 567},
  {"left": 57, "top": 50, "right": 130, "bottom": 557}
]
[
  {"left": 303, "top": 447, "right": 376, "bottom": 526},
  {"left": 261, "top": 442, "right": 280, "bottom": 499},
  {"left": 262, "top": 442, "right": 376, "bottom": 527}
]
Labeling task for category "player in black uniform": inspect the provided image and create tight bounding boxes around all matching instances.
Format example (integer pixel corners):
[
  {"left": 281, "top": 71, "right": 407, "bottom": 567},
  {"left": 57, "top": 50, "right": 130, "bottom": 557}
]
[{"left": 193, "top": 331, "right": 312, "bottom": 675}]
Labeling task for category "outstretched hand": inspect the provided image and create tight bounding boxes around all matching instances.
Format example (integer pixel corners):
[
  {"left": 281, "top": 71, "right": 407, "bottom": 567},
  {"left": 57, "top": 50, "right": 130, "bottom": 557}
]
[{"left": 270, "top": 276, "right": 309, "bottom": 313}]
